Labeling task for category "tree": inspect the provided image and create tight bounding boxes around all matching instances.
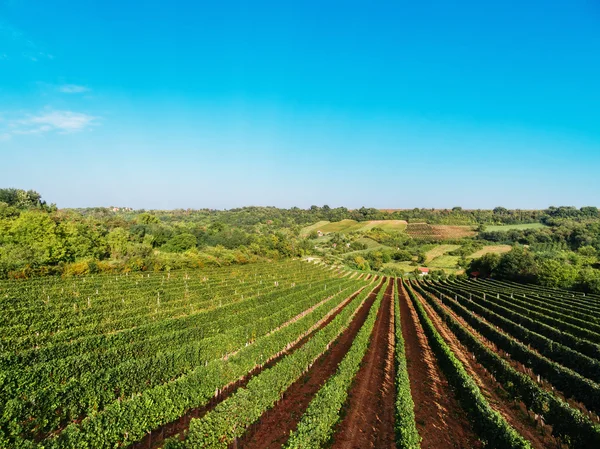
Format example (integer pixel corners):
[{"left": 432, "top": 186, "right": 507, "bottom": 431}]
[
  {"left": 537, "top": 259, "right": 578, "bottom": 289},
  {"left": 162, "top": 233, "right": 198, "bottom": 253},
  {"left": 137, "top": 212, "right": 160, "bottom": 224},
  {"left": 353, "top": 256, "right": 370, "bottom": 271},
  {"left": 0, "top": 188, "right": 47, "bottom": 209},
  {"left": 0, "top": 202, "right": 19, "bottom": 219},
  {"left": 5, "top": 211, "right": 66, "bottom": 266},
  {"left": 392, "top": 250, "right": 412, "bottom": 262},
  {"left": 580, "top": 206, "right": 599, "bottom": 217},
  {"left": 468, "top": 252, "right": 501, "bottom": 277},
  {"left": 457, "top": 257, "right": 469, "bottom": 268},
  {"left": 107, "top": 228, "right": 130, "bottom": 259},
  {"left": 495, "top": 247, "right": 537, "bottom": 283},
  {"left": 578, "top": 245, "right": 597, "bottom": 257},
  {"left": 578, "top": 268, "right": 600, "bottom": 294}
]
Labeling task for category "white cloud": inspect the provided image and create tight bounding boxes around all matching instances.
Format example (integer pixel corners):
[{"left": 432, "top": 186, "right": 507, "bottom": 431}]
[
  {"left": 25, "top": 110, "right": 97, "bottom": 132},
  {"left": 4, "top": 109, "right": 99, "bottom": 136},
  {"left": 58, "top": 84, "right": 90, "bottom": 94},
  {"left": 0, "top": 133, "right": 11, "bottom": 142}
]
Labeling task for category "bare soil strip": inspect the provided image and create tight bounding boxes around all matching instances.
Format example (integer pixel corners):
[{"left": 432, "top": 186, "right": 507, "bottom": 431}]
[
  {"left": 330, "top": 278, "right": 396, "bottom": 449},
  {"left": 413, "top": 287, "right": 559, "bottom": 449},
  {"left": 236, "top": 279, "right": 387, "bottom": 449},
  {"left": 132, "top": 284, "right": 373, "bottom": 449},
  {"left": 398, "top": 281, "right": 482, "bottom": 449}
]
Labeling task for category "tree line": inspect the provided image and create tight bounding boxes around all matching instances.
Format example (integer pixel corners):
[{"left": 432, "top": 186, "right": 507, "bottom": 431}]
[{"left": 1, "top": 187, "right": 599, "bottom": 282}]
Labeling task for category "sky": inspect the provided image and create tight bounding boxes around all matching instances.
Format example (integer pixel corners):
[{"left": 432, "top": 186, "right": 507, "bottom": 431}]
[{"left": 1, "top": 0, "right": 599, "bottom": 210}]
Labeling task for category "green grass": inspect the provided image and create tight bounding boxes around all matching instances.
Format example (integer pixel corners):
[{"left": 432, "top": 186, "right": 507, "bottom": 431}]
[
  {"left": 424, "top": 244, "right": 461, "bottom": 262},
  {"left": 484, "top": 223, "right": 546, "bottom": 232},
  {"left": 383, "top": 260, "right": 463, "bottom": 275},
  {"left": 300, "top": 221, "right": 330, "bottom": 236},
  {"left": 383, "top": 261, "right": 417, "bottom": 274},
  {"left": 300, "top": 219, "right": 408, "bottom": 236},
  {"left": 428, "top": 255, "right": 460, "bottom": 269},
  {"left": 355, "top": 220, "right": 407, "bottom": 232},
  {"left": 344, "top": 244, "right": 390, "bottom": 256},
  {"left": 468, "top": 245, "right": 512, "bottom": 258},
  {"left": 356, "top": 237, "right": 382, "bottom": 249},
  {"left": 319, "top": 219, "right": 364, "bottom": 233}
]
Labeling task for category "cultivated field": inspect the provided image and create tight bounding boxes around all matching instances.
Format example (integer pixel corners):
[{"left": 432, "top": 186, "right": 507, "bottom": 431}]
[
  {"left": 2, "top": 262, "right": 600, "bottom": 448},
  {"left": 485, "top": 223, "right": 547, "bottom": 232},
  {"left": 424, "top": 244, "right": 461, "bottom": 262},
  {"left": 406, "top": 223, "right": 476, "bottom": 240},
  {"left": 427, "top": 255, "right": 461, "bottom": 271},
  {"left": 469, "top": 244, "right": 513, "bottom": 258},
  {"left": 301, "top": 219, "right": 407, "bottom": 235}
]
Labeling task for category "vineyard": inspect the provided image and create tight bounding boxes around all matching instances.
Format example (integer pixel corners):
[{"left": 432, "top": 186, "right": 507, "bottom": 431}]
[{"left": 2, "top": 261, "right": 600, "bottom": 448}]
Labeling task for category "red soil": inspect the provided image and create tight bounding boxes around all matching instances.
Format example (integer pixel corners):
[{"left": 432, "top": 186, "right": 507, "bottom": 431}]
[
  {"left": 430, "top": 285, "right": 598, "bottom": 420},
  {"left": 236, "top": 279, "right": 386, "bottom": 449},
  {"left": 132, "top": 284, "right": 372, "bottom": 449},
  {"left": 398, "top": 281, "right": 482, "bottom": 449},
  {"left": 412, "top": 287, "right": 559, "bottom": 449},
  {"left": 330, "top": 278, "right": 396, "bottom": 449}
]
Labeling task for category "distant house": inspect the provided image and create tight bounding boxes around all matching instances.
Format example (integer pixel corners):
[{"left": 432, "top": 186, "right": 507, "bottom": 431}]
[
  {"left": 317, "top": 230, "right": 324, "bottom": 237},
  {"left": 470, "top": 271, "right": 481, "bottom": 278},
  {"left": 111, "top": 206, "right": 133, "bottom": 212},
  {"left": 417, "top": 267, "right": 430, "bottom": 276}
]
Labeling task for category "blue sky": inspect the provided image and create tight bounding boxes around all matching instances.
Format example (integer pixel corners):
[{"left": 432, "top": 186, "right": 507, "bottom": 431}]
[{"left": 1, "top": 0, "right": 599, "bottom": 210}]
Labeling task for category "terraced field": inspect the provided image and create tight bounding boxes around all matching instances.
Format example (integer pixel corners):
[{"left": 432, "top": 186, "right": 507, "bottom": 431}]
[{"left": 2, "top": 261, "right": 599, "bottom": 448}]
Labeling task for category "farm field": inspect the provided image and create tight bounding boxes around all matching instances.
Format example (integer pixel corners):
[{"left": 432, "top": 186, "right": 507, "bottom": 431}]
[
  {"left": 406, "top": 223, "right": 476, "bottom": 239},
  {"left": 355, "top": 236, "right": 382, "bottom": 248},
  {"left": 301, "top": 219, "right": 407, "bottom": 235},
  {"left": 424, "top": 244, "right": 461, "bottom": 262},
  {"left": 485, "top": 223, "right": 547, "bottom": 232},
  {"left": 298, "top": 220, "right": 330, "bottom": 236},
  {"left": 366, "top": 219, "right": 409, "bottom": 231},
  {"left": 383, "top": 261, "right": 417, "bottom": 275},
  {"left": 427, "top": 255, "right": 461, "bottom": 271},
  {"left": 469, "top": 244, "right": 513, "bottom": 258},
  {"left": 2, "top": 263, "right": 600, "bottom": 448}
]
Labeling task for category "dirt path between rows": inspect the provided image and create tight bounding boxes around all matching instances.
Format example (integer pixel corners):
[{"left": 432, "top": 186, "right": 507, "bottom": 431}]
[
  {"left": 133, "top": 283, "right": 374, "bottom": 449},
  {"left": 412, "top": 285, "right": 560, "bottom": 448},
  {"left": 430, "top": 286, "right": 600, "bottom": 421},
  {"left": 236, "top": 279, "right": 386, "bottom": 449},
  {"left": 330, "top": 278, "right": 396, "bottom": 449},
  {"left": 399, "top": 281, "right": 482, "bottom": 449}
]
